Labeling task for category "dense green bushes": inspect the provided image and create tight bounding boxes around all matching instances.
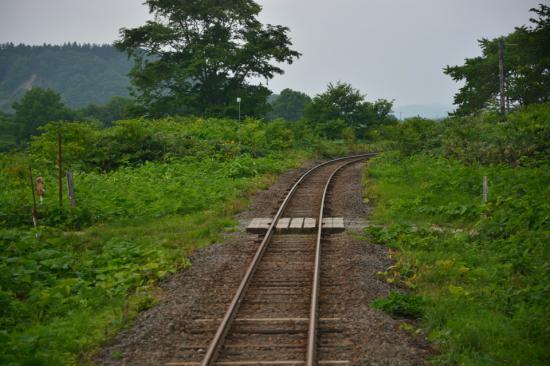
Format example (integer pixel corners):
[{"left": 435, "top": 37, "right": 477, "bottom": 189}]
[
  {"left": 376, "top": 103, "right": 550, "bottom": 167},
  {"left": 0, "top": 212, "right": 238, "bottom": 365},
  {"left": 1, "top": 117, "right": 329, "bottom": 229},
  {"left": 365, "top": 103, "right": 550, "bottom": 364},
  {"left": 29, "top": 117, "right": 318, "bottom": 171}
]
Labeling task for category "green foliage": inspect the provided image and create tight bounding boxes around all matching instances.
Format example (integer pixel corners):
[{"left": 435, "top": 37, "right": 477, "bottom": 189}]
[
  {"left": 376, "top": 102, "right": 550, "bottom": 167},
  {"left": 267, "top": 88, "right": 311, "bottom": 121},
  {"left": 0, "top": 43, "right": 132, "bottom": 112},
  {"left": 372, "top": 291, "right": 424, "bottom": 319},
  {"left": 0, "top": 115, "right": 326, "bottom": 364},
  {"left": 378, "top": 116, "right": 442, "bottom": 156},
  {"left": 0, "top": 213, "right": 236, "bottom": 365},
  {"left": 0, "top": 111, "right": 16, "bottom": 151},
  {"left": 115, "top": 0, "right": 300, "bottom": 118},
  {"left": 2, "top": 118, "right": 321, "bottom": 229},
  {"left": 365, "top": 148, "right": 549, "bottom": 364},
  {"left": 0, "top": 114, "right": 366, "bottom": 363},
  {"left": 76, "top": 96, "right": 137, "bottom": 127},
  {"left": 304, "top": 82, "right": 396, "bottom": 139},
  {"left": 12, "top": 88, "right": 73, "bottom": 142},
  {"left": 445, "top": 4, "right": 550, "bottom": 115},
  {"left": 27, "top": 117, "right": 320, "bottom": 173}
]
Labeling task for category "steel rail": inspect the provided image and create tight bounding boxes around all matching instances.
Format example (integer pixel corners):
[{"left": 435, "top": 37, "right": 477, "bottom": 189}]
[
  {"left": 200, "top": 153, "right": 376, "bottom": 366},
  {"left": 306, "top": 156, "right": 369, "bottom": 366}
]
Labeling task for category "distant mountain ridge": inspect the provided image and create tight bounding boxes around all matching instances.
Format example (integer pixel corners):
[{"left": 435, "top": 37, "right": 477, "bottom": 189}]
[{"left": 0, "top": 43, "right": 133, "bottom": 111}]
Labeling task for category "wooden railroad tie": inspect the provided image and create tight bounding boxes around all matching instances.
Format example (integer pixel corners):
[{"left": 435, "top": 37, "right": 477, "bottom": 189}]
[{"left": 246, "top": 217, "right": 345, "bottom": 234}]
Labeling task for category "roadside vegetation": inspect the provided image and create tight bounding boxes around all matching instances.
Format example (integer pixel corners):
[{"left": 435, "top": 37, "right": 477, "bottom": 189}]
[
  {"left": 0, "top": 116, "right": 365, "bottom": 365},
  {"left": 364, "top": 102, "right": 549, "bottom": 365}
]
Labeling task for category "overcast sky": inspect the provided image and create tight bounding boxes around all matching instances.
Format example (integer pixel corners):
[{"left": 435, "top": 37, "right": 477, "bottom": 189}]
[{"left": 0, "top": 0, "right": 543, "bottom": 110}]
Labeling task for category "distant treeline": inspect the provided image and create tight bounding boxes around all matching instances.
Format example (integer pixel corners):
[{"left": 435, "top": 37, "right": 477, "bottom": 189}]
[{"left": 0, "top": 43, "right": 133, "bottom": 111}]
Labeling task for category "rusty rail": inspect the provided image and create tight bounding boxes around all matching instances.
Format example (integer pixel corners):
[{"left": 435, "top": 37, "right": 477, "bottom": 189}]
[
  {"left": 200, "top": 153, "right": 376, "bottom": 366},
  {"left": 306, "top": 156, "right": 368, "bottom": 366}
]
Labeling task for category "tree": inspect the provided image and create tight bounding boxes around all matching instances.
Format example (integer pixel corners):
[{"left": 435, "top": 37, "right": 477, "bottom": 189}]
[
  {"left": 304, "top": 82, "right": 394, "bottom": 138},
  {"left": 267, "top": 88, "right": 311, "bottom": 121},
  {"left": 115, "top": 0, "right": 300, "bottom": 118},
  {"left": 445, "top": 4, "right": 550, "bottom": 116},
  {"left": 0, "top": 111, "right": 16, "bottom": 151},
  {"left": 12, "top": 87, "right": 73, "bottom": 142},
  {"left": 77, "top": 96, "right": 137, "bottom": 126}
]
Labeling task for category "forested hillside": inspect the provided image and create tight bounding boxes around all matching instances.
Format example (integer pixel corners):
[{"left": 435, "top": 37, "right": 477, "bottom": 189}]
[{"left": 0, "top": 43, "right": 132, "bottom": 111}]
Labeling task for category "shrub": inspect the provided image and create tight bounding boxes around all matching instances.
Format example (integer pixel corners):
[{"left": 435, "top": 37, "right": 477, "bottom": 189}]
[{"left": 373, "top": 291, "right": 424, "bottom": 319}]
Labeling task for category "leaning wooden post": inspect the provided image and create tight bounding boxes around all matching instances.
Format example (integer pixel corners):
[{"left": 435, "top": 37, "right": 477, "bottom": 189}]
[
  {"left": 66, "top": 170, "right": 76, "bottom": 208},
  {"left": 483, "top": 175, "right": 488, "bottom": 204},
  {"left": 28, "top": 166, "right": 38, "bottom": 229},
  {"left": 57, "top": 129, "right": 63, "bottom": 207}
]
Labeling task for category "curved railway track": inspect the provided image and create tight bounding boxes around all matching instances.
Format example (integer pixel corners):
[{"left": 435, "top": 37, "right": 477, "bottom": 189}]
[{"left": 169, "top": 154, "right": 375, "bottom": 366}]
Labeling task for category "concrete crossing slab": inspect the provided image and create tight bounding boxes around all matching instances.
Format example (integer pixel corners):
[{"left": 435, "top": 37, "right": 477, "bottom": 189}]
[
  {"left": 303, "top": 218, "right": 316, "bottom": 233},
  {"left": 289, "top": 217, "right": 304, "bottom": 233},
  {"left": 276, "top": 217, "right": 291, "bottom": 231},
  {"left": 246, "top": 218, "right": 272, "bottom": 234},
  {"left": 246, "top": 217, "right": 344, "bottom": 234}
]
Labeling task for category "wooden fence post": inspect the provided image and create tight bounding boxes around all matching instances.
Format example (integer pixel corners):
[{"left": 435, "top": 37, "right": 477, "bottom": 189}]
[
  {"left": 66, "top": 170, "right": 76, "bottom": 208},
  {"left": 28, "top": 166, "right": 38, "bottom": 228}
]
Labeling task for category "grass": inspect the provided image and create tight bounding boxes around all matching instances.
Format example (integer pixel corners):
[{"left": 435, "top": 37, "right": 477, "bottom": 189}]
[
  {"left": 372, "top": 291, "right": 424, "bottom": 319},
  {"left": 364, "top": 152, "right": 550, "bottom": 365}
]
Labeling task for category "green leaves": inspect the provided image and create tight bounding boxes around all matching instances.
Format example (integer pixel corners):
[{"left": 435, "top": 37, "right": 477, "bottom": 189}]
[
  {"left": 445, "top": 4, "right": 550, "bottom": 115},
  {"left": 304, "top": 82, "right": 396, "bottom": 139},
  {"left": 373, "top": 291, "right": 424, "bottom": 319},
  {"left": 12, "top": 88, "right": 74, "bottom": 141},
  {"left": 366, "top": 151, "right": 550, "bottom": 364},
  {"left": 0, "top": 115, "right": 315, "bottom": 364},
  {"left": 267, "top": 89, "right": 311, "bottom": 121},
  {"left": 116, "top": 0, "right": 300, "bottom": 117},
  {"left": 377, "top": 102, "right": 550, "bottom": 167}
]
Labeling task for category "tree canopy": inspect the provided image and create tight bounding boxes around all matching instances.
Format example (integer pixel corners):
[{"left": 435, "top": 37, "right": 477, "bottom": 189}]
[
  {"left": 115, "top": 0, "right": 300, "bottom": 118},
  {"left": 13, "top": 87, "right": 73, "bottom": 142},
  {"left": 76, "top": 96, "right": 136, "bottom": 127},
  {"left": 267, "top": 88, "right": 311, "bottom": 121},
  {"left": 445, "top": 4, "right": 550, "bottom": 115},
  {"left": 304, "top": 82, "right": 395, "bottom": 139}
]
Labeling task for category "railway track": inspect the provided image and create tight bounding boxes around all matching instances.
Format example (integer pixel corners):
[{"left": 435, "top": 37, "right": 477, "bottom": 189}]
[{"left": 167, "top": 154, "right": 375, "bottom": 366}]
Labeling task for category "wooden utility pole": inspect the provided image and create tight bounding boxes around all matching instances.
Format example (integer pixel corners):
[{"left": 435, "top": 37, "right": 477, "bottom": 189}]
[
  {"left": 28, "top": 166, "right": 38, "bottom": 228},
  {"left": 498, "top": 38, "right": 506, "bottom": 115},
  {"left": 57, "top": 129, "right": 63, "bottom": 207}
]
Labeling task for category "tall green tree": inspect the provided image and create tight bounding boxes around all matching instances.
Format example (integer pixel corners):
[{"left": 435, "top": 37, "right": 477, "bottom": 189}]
[
  {"left": 115, "top": 0, "right": 300, "bottom": 118},
  {"left": 304, "top": 82, "right": 394, "bottom": 138},
  {"left": 267, "top": 88, "right": 311, "bottom": 121},
  {"left": 12, "top": 87, "right": 73, "bottom": 142},
  {"left": 445, "top": 4, "right": 550, "bottom": 116}
]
